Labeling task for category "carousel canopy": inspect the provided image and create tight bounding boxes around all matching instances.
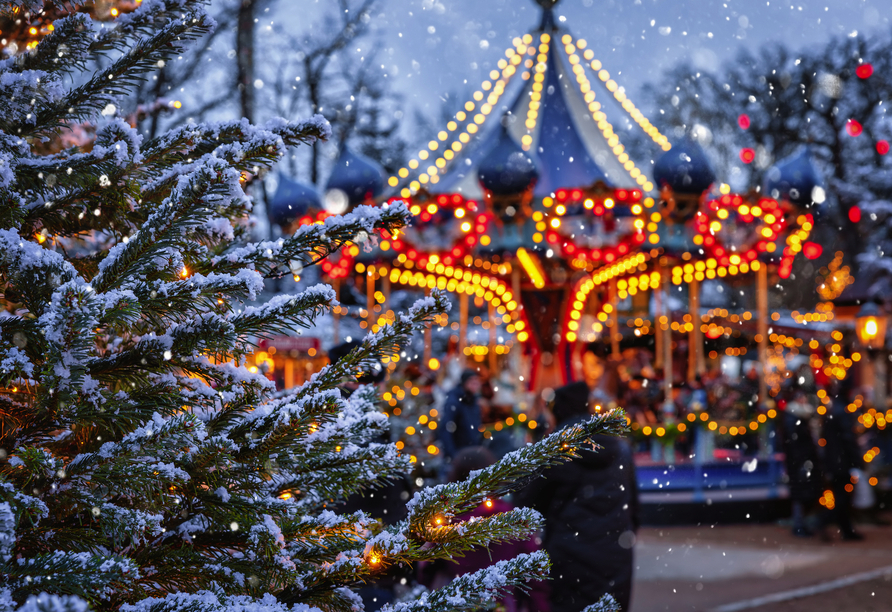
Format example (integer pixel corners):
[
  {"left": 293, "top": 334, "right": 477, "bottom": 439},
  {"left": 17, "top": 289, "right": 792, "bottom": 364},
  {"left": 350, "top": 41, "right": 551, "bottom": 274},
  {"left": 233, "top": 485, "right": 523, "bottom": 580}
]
[
  {"left": 476, "top": 123, "right": 539, "bottom": 195},
  {"left": 390, "top": 3, "right": 668, "bottom": 201}
]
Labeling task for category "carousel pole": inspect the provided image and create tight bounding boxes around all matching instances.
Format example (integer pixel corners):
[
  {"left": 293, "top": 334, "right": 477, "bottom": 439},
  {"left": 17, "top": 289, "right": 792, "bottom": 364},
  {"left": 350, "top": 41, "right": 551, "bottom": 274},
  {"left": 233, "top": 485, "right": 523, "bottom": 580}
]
[
  {"left": 661, "top": 263, "right": 675, "bottom": 465},
  {"left": 654, "top": 280, "right": 663, "bottom": 369},
  {"left": 757, "top": 263, "right": 768, "bottom": 407},
  {"left": 459, "top": 290, "right": 469, "bottom": 367},
  {"left": 688, "top": 278, "right": 702, "bottom": 380},
  {"left": 609, "top": 278, "right": 620, "bottom": 358},
  {"left": 423, "top": 286, "right": 433, "bottom": 367},
  {"left": 662, "top": 266, "right": 673, "bottom": 412},
  {"left": 488, "top": 302, "right": 498, "bottom": 373},
  {"left": 511, "top": 264, "right": 527, "bottom": 383},
  {"left": 366, "top": 269, "right": 375, "bottom": 330},
  {"left": 382, "top": 274, "right": 391, "bottom": 312}
]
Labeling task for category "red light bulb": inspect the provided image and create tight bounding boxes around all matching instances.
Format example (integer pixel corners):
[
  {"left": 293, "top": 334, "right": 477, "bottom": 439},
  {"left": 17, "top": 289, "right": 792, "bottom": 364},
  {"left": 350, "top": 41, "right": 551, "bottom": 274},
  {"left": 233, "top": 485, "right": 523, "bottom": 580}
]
[
  {"left": 846, "top": 119, "right": 863, "bottom": 137},
  {"left": 803, "top": 242, "right": 823, "bottom": 260},
  {"left": 856, "top": 63, "right": 873, "bottom": 79},
  {"left": 740, "top": 148, "right": 755, "bottom": 164}
]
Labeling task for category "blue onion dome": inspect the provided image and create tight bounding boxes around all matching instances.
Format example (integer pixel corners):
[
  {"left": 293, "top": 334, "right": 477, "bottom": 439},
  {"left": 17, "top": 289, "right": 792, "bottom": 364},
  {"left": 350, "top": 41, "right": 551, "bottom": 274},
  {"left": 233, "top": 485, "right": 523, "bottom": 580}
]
[
  {"left": 763, "top": 146, "right": 824, "bottom": 208},
  {"left": 477, "top": 126, "right": 539, "bottom": 195},
  {"left": 269, "top": 174, "right": 321, "bottom": 227},
  {"left": 653, "top": 136, "right": 716, "bottom": 195},
  {"left": 324, "top": 146, "right": 385, "bottom": 210}
]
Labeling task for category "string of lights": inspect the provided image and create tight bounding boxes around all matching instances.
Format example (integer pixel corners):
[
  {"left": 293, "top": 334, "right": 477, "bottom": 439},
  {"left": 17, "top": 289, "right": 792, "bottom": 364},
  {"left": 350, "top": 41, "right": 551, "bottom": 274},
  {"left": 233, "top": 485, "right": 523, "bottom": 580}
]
[
  {"left": 561, "top": 34, "right": 655, "bottom": 190},
  {"left": 390, "top": 37, "right": 526, "bottom": 197},
  {"left": 568, "top": 35, "right": 670, "bottom": 153}
]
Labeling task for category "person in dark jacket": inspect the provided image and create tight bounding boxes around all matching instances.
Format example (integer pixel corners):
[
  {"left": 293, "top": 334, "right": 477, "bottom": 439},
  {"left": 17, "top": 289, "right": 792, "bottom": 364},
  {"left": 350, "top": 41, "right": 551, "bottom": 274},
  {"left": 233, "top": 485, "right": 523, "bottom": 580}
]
[
  {"left": 516, "top": 350, "right": 638, "bottom": 612},
  {"left": 781, "top": 391, "right": 822, "bottom": 537},
  {"left": 821, "top": 388, "right": 864, "bottom": 540},
  {"left": 438, "top": 369, "right": 483, "bottom": 461}
]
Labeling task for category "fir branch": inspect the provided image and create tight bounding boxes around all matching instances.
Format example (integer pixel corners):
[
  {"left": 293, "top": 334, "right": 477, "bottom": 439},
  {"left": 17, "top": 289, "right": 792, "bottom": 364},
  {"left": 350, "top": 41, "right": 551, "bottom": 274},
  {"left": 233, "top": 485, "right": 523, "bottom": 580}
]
[
  {"left": 406, "top": 409, "right": 628, "bottom": 532},
  {"left": 228, "top": 284, "right": 336, "bottom": 342},
  {"left": 582, "top": 594, "right": 622, "bottom": 612},
  {"left": 12, "top": 593, "right": 91, "bottom": 612},
  {"left": 8, "top": 14, "right": 93, "bottom": 76},
  {"left": 0, "top": 228, "right": 79, "bottom": 318},
  {"left": 27, "top": 5, "right": 214, "bottom": 137},
  {"left": 139, "top": 116, "right": 329, "bottom": 187},
  {"left": 90, "top": 159, "right": 241, "bottom": 293},
  {"left": 380, "top": 552, "right": 551, "bottom": 612},
  {"left": 209, "top": 202, "right": 411, "bottom": 279},
  {"left": 5, "top": 550, "right": 139, "bottom": 604}
]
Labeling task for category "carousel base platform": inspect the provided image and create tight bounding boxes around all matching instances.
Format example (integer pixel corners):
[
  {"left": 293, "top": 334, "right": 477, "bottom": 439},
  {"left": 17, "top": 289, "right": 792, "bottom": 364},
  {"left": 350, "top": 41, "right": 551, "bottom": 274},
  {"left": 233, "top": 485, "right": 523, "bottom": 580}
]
[{"left": 636, "top": 456, "right": 790, "bottom": 526}]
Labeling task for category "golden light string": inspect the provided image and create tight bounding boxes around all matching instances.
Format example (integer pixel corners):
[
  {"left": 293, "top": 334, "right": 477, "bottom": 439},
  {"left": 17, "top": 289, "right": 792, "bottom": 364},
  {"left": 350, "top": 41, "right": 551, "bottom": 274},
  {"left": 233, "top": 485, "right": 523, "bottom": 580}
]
[
  {"left": 631, "top": 407, "right": 780, "bottom": 439},
  {"left": 356, "top": 259, "right": 531, "bottom": 343},
  {"left": 391, "top": 37, "right": 527, "bottom": 197},
  {"left": 560, "top": 35, "right": 654, "bottom": 190},
  {"left": 564, "top": 252, "right": 650, "bottom": 342},
  {"left": 520, "top": 31, "right": 551, "bottom": 150},
  {"left": 569, "top": 35, "right": 670, "bottom": 152}
]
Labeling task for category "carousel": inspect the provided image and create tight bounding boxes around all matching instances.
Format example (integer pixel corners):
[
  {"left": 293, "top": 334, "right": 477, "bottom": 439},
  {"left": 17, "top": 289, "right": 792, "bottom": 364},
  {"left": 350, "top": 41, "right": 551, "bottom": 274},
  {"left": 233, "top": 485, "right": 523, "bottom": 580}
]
[{"left": 264, "top": 0, "right": 872, "bottom": 507}]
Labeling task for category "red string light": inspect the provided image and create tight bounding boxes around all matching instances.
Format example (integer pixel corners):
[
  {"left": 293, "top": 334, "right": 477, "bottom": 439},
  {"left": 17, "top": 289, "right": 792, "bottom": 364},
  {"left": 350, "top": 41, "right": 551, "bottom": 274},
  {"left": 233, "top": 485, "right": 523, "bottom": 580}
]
[{"left": 856, "top": 63, "right": 873, "bottom": 79}]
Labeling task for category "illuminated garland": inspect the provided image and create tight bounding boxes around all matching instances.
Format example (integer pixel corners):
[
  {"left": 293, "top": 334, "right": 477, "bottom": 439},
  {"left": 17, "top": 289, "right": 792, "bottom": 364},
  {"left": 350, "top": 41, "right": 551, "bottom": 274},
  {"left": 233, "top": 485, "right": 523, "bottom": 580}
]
[
  {"left": 568, "top": 35, "right": 669, "bottom": 153},
  {"left": 563, "top": 251, "right": 650, "bottom": 342},
  {"left": 356, "top": 259, "right": 532, "bottom": 343},
  {"left": 562, "top": 34, "right": 656, "bottom": 189},
  {"left": 632, "top": 408, "right": 780, "bottom": 439},
  {"left": 390, "top": 37, "right": 525, "bottom": 196}
]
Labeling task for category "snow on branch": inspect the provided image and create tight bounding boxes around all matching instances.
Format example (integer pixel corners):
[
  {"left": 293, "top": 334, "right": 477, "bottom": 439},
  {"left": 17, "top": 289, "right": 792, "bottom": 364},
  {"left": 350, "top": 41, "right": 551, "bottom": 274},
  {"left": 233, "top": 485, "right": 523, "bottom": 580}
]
[
  {"left": 406, "top": 409, "right": 628, "bottom": 530},
  {"left": 212, "top": 201, "right": 412, "bottom": 278},
  {"left": 380, "top": 552, "right": 550, "bottom": 612},
  {"left": 92, "top": 159, "right": 242, "bottom": 292},
  {"left": 27, "top": 3, "right": 213, "bottom": 137},
  {"left": 581, "top": 594, "right": 622, "bottom": 612}
]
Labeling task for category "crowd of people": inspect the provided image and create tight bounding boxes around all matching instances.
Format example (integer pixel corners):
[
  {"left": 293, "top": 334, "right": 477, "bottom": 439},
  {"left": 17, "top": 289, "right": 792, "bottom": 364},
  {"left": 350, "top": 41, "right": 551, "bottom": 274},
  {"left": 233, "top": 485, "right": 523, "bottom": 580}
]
[{"left": 417, "top": 343, "right": 638, "bottom": 612}]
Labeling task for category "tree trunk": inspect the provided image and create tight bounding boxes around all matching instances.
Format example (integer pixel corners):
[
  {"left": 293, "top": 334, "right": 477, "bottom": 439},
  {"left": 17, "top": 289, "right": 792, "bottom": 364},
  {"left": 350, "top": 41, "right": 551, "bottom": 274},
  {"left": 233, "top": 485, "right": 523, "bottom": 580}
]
[
  {"left": 236, "top": 0, "right": 257, "bottom": 122},
  {"left": 307, "top": 67, "right": 320, "bottom": 185}
]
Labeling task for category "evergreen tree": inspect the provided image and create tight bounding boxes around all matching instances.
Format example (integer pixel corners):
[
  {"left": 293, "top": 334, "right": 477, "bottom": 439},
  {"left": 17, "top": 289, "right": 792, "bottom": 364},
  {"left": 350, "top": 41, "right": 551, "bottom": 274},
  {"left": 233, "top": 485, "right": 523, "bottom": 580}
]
[{"left": 0, "top": 2, "right": 625, "bottom": 611}]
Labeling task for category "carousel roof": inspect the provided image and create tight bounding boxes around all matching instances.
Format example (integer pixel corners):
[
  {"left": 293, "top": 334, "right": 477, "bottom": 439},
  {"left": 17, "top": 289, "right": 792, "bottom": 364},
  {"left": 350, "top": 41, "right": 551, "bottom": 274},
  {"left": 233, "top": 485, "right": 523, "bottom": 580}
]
[
  {"left": 476, "top": 123, "right": 540, "bottom": 195},
  {"left": 388, "top": 4, "right": 670, "bottom": 200}
]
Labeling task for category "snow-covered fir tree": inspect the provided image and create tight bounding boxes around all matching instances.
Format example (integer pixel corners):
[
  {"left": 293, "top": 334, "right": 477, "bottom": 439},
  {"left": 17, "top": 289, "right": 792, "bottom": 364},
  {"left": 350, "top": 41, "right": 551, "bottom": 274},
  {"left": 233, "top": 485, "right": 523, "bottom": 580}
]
[{"left": 0, "top": 2, "right": 625, "bottom": 611}]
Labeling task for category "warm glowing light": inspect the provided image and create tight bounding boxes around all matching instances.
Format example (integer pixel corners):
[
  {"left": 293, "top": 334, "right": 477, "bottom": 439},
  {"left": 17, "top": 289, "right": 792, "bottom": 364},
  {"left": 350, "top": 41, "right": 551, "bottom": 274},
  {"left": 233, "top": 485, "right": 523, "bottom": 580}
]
[
  {"left": 865, "top": 318, "right": 879, "bottom": 339},
  {"left": 516, "top": 247, "right": 546, "bottom": 289}
]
